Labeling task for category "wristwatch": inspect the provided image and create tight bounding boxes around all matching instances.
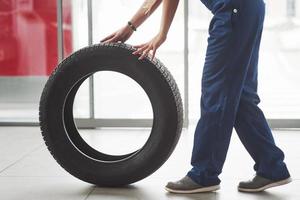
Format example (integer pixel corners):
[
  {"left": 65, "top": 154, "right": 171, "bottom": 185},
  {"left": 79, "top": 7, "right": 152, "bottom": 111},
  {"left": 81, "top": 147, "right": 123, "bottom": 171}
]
[{"left": 127, "top": 21, "right": 137, "bottom": 31}]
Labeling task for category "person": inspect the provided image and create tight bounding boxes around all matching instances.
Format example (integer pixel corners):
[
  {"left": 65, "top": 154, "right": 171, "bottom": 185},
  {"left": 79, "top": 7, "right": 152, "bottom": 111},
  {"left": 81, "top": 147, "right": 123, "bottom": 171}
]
[{"left": 100, "top": 0, "right": 292, "bottom": 194}]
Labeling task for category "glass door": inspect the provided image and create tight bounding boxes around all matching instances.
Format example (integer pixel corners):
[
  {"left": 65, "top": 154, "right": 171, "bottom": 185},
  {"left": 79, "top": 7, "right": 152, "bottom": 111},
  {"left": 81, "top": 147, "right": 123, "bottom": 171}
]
[{"left": 187, "top": 0, "right": 300, "bottom": 128}]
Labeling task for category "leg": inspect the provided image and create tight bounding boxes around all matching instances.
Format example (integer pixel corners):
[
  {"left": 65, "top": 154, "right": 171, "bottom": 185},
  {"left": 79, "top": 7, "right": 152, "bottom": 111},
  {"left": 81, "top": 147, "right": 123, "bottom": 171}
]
[
  {"left": 234, "top": 28, "right": 290, "bottom": 181},
  {"left": 187, "top": 0, "right": 268, "bottom": 186}
]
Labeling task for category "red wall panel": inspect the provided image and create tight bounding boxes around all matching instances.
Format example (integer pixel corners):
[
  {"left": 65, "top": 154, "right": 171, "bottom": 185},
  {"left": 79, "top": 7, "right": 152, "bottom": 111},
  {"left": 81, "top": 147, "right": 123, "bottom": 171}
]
[{"left": 0, "top": 0, "right": 72, "bottom": 76}]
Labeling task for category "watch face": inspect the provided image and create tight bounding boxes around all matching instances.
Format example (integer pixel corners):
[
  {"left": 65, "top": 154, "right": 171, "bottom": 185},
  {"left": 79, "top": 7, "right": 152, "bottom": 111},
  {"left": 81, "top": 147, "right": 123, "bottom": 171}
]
[{"left": 128, "top": 22, "right": 136, "bottom": 31}]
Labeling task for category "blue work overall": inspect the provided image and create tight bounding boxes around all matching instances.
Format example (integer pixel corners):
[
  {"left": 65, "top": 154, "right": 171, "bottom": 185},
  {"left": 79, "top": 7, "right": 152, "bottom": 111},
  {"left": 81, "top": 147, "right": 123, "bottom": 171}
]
[{"left": 187, "top": 0, "right": 291, "bottom": 186}]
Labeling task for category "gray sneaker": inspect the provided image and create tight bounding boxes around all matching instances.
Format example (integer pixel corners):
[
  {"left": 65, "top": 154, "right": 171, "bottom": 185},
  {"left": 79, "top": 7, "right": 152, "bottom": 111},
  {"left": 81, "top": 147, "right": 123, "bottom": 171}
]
[
  {"left": 238, "top": 175, "right": 292, "bottom": 192},
  {"left": 165, "top": 175, "right": 220, "bottom": 194}
]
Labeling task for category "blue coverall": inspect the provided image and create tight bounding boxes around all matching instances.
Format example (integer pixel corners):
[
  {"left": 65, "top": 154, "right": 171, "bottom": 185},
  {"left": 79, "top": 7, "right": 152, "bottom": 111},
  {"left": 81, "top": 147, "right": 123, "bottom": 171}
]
[{"left": 187, "top": 0, "right": 291, "bottom": 186}]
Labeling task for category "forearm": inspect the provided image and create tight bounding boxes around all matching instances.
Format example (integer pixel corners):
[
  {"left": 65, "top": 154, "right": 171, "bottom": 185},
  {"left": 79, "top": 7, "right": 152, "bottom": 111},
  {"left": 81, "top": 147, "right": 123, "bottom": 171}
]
[
  {"left": 159, "top": 0, "right": 180, "bottom": 37},
  {"left": 129, "top": 0, "right": 163, "bottom": 29}
]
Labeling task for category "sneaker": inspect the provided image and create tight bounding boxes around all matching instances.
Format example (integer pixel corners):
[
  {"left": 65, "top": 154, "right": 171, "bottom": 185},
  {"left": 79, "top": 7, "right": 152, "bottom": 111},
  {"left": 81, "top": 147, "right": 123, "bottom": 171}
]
[
  {"left": 165, "top": 175, "right": 220, "bottom": 194},
  {"left": 238, "top": 175, "right": 292, "bottom": 192}
]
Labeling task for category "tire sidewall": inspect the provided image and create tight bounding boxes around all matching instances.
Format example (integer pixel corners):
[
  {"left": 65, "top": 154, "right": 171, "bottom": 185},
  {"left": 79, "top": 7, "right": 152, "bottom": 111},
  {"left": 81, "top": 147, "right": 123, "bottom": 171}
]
[{"left": 40, "top": 45, "right": 180, "bottom": 186}]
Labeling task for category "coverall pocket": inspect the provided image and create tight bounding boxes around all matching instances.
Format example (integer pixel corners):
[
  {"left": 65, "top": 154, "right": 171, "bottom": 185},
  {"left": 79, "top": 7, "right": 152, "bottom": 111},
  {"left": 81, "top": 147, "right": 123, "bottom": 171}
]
[{"left": 208, "top": 0, "right": 241, "bottom": 36}]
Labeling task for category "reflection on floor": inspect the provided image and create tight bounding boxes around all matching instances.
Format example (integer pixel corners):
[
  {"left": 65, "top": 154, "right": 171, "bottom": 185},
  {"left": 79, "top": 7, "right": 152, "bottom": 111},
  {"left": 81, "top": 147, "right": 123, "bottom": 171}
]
[{"left": 0, "top": 125, "right": 299, "bottom": 200}]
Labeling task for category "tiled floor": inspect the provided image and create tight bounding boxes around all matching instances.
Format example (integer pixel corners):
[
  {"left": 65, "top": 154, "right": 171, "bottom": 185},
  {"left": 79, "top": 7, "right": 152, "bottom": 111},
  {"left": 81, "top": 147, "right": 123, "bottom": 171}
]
[{"left": 0, "top": 125, "right": 299, "bottom": 200}]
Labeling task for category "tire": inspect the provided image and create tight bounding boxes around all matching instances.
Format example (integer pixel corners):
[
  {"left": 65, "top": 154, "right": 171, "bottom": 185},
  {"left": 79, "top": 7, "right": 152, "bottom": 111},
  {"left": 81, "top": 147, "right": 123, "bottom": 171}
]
[{"left": 39, "top": 42, "right": 183, "bottom": 186}]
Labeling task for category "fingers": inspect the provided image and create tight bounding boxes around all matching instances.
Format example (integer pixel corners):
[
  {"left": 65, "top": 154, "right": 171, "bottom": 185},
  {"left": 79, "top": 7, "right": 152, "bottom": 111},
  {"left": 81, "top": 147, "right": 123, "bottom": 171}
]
[
  {"left": 138, "top": 46, "right": 152, "bottom": 60},
  {"left": 100, "top": 33, "right": 115, "bottom": 43},
  {"left": 132, "top": 43, "right": 147, "bottom": 49},
  {"left": 100, "top": 32, "right": 124, "bottom": 44},
  {"left": 104, "top": 35, "right": 123, "bottom": 44},
  {"left": 132, "top": 45, "right": 157, "bottom": 61},
  {"left": 132, "top": 44, "right": 148, "bottom": 55},
  {"left": 150, "top": 47, "right": 157, "bottom": 61},
  {"left": 105, "top": 36, "right": 118, "bottom": 43}
]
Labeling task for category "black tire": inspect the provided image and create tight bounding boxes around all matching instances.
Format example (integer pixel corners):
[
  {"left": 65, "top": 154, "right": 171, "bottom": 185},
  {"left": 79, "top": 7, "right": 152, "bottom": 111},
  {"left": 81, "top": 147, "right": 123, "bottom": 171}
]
[{"left": 39, "top": 42, "right": 183, "bottom": 186}]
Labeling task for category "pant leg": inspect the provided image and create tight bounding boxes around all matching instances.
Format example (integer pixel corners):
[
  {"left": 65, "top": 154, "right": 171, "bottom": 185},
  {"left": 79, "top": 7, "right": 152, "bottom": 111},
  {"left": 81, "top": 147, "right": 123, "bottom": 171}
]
[
  {"left": 187, "top": 0, "right": 267, "bottom": 186},
  {"left": 233, "top": 26, "right": 291, "bottom": 181}
]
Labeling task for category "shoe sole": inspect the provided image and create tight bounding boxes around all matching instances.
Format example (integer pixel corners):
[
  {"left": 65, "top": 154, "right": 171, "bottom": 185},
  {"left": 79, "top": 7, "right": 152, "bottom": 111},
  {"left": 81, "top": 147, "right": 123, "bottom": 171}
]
[
  {"left": 238, "top": 177, "right": 292, "bottom": 193},
  {"left": 165, "top": 184, "right": 220, "bottom": 194}
]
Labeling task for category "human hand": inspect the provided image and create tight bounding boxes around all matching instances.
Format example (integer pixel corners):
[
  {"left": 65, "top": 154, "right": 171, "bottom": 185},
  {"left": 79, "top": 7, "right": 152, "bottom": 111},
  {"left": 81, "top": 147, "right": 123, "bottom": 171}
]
[
  {"left": 100, "top": 25, "right": 134, "bottom": 44},
  {"left": 132, "top": 32, "right": 167, "bottom": 61}
]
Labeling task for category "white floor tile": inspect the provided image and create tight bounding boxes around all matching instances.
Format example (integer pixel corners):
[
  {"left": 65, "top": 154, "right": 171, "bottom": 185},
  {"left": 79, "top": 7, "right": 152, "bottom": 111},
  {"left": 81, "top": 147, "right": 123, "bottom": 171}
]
[
  {"left": 0, "top": 177, "right": 92, "bottom": 200},
  {"left": 0, "top": 127, "right": 43, "bottom": 172},
  {"left": 0, "top": 126, "right": 299, "bottom": 200},
  {"left": 0, "top": 146, "right": 70, "bottom": 177}
]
